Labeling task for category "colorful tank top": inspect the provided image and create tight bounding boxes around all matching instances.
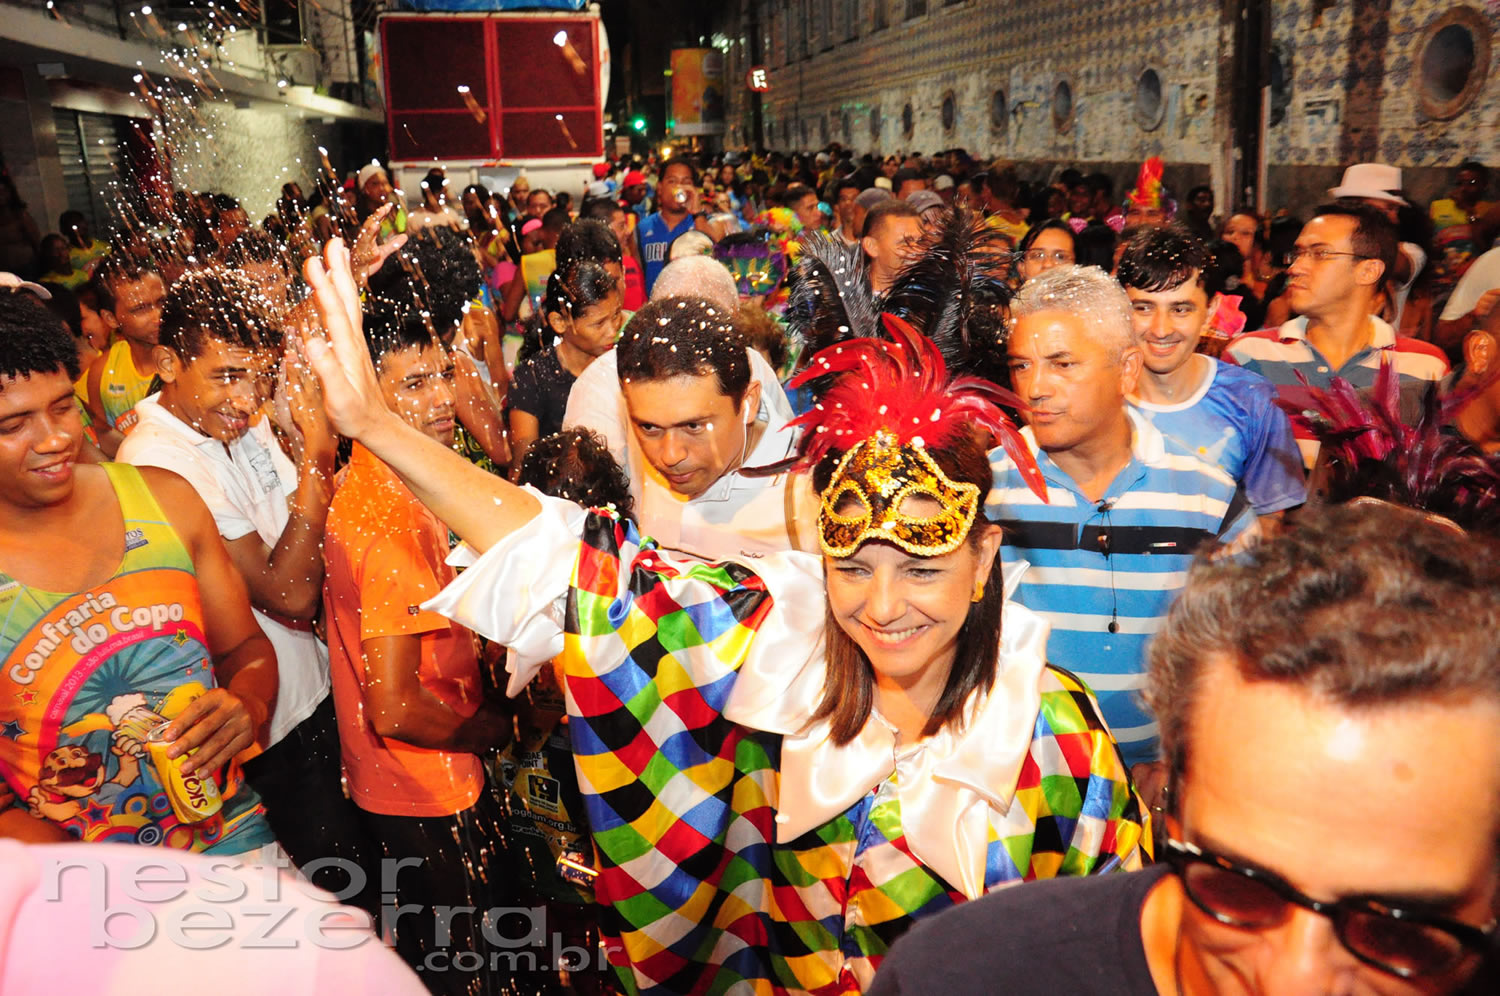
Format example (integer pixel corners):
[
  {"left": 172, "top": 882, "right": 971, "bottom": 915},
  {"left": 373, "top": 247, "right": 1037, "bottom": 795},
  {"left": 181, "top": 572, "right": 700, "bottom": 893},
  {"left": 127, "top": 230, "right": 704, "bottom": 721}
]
[
  {"left": 72, "top": 370, "right": 99, "bottom": 447},
  {"left": 521, "top": 248, "right": 557, "bottom": 313},
  {"left": 0, "top": 463, "right": 273, "bottom": 854},
  {"left": 98, "top": 338, "right": 155, "bottom": 431}
]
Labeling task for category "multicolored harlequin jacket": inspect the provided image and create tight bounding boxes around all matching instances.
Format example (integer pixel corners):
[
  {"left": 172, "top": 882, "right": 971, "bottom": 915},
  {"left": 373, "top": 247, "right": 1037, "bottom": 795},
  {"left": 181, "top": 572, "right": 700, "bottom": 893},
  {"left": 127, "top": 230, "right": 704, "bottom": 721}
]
[{"left": 430, "top": 491, "right": 1149, "bottom": 995}]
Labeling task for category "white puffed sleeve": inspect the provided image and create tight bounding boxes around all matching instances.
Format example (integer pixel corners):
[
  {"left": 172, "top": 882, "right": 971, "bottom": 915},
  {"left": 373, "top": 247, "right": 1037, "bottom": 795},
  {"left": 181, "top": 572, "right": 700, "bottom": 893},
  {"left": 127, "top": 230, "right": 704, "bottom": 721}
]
[{"left": 423, "top": 487, "right": 589, "bottom": 696}]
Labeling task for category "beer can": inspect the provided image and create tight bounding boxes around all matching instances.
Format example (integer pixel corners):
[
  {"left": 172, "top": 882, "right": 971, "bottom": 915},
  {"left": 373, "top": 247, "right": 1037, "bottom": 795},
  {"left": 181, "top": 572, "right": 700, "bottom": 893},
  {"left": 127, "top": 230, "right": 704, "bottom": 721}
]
[{"left": 145, "top": 722, "right": 223, "bottom": 824}]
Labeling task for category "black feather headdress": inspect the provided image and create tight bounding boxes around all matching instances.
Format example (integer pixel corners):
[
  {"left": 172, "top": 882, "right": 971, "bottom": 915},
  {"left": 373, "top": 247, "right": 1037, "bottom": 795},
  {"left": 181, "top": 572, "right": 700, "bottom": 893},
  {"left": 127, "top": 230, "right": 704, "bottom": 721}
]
[
  {"left": 783, "top": 232, "right": 880, "bottom": 358},
  {"left": 880, "top": 205, "right": 1014, "bottom": 383},
  {"left": 783, "top": 205, "right": 1013, "bottom": 384}
]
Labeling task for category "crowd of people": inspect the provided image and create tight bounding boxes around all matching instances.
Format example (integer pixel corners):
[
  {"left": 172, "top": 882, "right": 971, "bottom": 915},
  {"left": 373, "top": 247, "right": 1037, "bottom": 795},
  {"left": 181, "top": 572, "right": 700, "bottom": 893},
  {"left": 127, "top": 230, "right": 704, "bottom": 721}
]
[{"left": 0, "top": 138, "right": 1499, "bottom": 996}]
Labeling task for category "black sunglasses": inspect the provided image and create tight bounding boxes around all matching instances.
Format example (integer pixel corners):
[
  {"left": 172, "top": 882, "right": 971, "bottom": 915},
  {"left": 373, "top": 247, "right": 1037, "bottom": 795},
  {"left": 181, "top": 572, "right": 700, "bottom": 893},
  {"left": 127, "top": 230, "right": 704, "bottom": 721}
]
[{"left": 1164, "top": 836, "right": 1496, "bottom": 980}]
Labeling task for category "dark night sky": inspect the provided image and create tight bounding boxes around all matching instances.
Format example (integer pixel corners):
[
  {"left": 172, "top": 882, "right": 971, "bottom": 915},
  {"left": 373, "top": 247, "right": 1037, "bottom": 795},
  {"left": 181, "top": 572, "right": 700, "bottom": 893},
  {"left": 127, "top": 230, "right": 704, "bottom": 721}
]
[{"left": 597, "top": 0, "right": 728, "bottom": 114}]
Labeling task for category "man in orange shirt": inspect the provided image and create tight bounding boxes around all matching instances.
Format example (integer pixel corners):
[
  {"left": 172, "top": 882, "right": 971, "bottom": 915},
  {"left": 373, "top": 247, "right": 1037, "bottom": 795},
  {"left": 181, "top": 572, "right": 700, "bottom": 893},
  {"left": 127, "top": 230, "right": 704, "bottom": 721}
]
[{"left": 322, "top": 301, "right": 516, "bottom": 995}]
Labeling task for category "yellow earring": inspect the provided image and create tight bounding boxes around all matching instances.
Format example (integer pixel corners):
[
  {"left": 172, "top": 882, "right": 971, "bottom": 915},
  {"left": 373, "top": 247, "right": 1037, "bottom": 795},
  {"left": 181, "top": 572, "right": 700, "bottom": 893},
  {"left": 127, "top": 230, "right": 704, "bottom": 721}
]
[{"left": 971, "top": 579, "right": 985, "bottom": 603}]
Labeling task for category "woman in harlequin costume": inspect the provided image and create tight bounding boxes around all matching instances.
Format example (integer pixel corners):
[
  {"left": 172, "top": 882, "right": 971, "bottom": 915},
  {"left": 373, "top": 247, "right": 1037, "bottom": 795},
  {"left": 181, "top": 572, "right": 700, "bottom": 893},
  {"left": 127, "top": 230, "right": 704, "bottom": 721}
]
[{"left": 299, "top": 239, "right": 1148, "bottom": 996}]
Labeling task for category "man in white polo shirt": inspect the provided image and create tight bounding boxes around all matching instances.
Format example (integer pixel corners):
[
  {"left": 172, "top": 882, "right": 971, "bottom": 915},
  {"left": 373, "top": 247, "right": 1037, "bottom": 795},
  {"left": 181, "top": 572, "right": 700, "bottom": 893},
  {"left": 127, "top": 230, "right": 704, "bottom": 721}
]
[
  {"left": 563, "top": 259, "right": 818, "bottom": 559},
  {"left": 118, "top": 268, "right": 370, "bottom": 909}
]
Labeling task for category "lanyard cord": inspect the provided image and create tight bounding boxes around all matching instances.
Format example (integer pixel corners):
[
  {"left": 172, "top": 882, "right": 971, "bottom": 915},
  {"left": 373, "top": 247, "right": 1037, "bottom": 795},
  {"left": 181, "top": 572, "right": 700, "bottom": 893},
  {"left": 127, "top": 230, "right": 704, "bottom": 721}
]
[{"left": 1095, "top": 498, "right": 1119, "bottom": 634}]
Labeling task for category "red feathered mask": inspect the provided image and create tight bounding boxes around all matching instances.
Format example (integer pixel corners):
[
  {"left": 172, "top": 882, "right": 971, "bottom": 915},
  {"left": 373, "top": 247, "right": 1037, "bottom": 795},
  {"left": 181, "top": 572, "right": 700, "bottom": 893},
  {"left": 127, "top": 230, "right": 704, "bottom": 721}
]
[{"left": 787, "top": 315, "right": 1047, "bottom": 556}]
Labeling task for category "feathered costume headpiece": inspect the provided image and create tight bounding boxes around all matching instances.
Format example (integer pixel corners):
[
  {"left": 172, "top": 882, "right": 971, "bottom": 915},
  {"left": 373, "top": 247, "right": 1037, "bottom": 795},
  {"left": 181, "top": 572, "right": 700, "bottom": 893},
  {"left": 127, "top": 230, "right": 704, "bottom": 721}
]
[
  {"left": 713, "top": 229, "right": 788, "bottom": 298},
  {"left": 781, "top": 316, "right": 1047, "bottom": 557},
  {"left": 1282, "top": 362, "right": 1500, "bottom": 534},
  {"left": 783, "top": 232, "right": 881, "bottom": 358},
  {"left": 1126, "top": 156, "right": 1165, "bottom": 211},
  {"left": 783, "top": 205, "right": 1013, "bottom": 383},
  {"left": 880, "top": 206, "right": 1015, "bottom": 383}
]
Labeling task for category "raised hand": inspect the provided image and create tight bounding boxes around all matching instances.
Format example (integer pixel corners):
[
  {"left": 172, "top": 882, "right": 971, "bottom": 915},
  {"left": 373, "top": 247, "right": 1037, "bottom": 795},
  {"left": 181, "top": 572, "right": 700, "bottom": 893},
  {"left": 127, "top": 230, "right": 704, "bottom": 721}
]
[
  {"left": 281, "top": 332, "right": 336, "bottom": 467},
  {"left": 303, "top": 238, "right": 391, "bottom": 442},
  {"left": 304, "top": 239, "right": 542, "bottom": 554},
  {"left": 350, "top": 203, "right": 407, "bottom": 288}
]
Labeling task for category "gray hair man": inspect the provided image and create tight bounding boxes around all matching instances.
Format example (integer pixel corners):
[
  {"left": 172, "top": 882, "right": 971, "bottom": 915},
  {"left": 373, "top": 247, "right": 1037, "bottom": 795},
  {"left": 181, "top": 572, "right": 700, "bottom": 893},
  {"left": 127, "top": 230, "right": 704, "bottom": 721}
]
[{"left": 986, "top": 265, "right": 1253, "bottom": 779}]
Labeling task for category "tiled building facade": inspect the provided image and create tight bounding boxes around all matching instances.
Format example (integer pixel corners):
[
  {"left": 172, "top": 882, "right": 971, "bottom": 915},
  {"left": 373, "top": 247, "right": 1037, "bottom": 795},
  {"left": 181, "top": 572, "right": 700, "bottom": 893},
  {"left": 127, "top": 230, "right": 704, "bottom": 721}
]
[{"left": 714, "top": 0, "right": 1499, "bottom": 216}]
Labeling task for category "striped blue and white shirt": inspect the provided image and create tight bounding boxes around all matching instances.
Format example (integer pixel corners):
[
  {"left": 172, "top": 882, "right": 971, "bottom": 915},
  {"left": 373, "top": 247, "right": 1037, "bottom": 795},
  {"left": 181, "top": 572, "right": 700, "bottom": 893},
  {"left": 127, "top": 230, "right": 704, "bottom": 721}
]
[
  {"left": 1223, "top": 316, "right": 1449, "bottom": 471},
  {"left": 986, "top": 409, "right": 1252, "bottom": 769}
]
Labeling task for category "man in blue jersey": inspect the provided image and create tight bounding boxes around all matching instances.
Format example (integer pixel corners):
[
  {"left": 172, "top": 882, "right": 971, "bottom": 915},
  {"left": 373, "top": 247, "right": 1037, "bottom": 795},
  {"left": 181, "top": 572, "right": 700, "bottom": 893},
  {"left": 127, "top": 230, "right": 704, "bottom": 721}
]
[
  {"left": 1118, "top": 226, "right": 1306, "bottom": 526},
  {"left": 988, "top": 265, "right": 1253, "bottom": 789},
  {"left": 638, "top": 158, "right": 714, "bottom": 294}
]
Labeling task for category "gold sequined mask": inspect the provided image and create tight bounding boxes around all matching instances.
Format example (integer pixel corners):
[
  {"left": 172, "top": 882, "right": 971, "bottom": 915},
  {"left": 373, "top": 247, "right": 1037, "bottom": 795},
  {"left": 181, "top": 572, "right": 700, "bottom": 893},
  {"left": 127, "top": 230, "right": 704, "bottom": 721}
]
[{"left": 819, "top": 428, "right": 981, "bottom": 558}]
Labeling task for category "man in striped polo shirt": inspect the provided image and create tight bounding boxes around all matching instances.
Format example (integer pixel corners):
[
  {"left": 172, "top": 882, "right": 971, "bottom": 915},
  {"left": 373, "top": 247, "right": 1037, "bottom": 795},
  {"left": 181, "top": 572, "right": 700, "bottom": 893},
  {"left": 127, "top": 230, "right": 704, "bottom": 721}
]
[
  {"left": 988, "top": 265, "right": 1252, "bottom": 784},
  {"left": 1224, "top": 202, "right": 1448, "bottom": 471}
]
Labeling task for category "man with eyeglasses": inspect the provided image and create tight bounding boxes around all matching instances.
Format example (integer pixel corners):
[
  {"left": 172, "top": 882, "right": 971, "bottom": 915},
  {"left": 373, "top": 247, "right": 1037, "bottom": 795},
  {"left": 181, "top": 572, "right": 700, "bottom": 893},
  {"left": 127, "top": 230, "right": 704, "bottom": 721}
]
[
  {"left": 1224, "top": 202, "right": 1447, "bottom": 470},
  {"left": 1118, "top": 226, "right": 1305, "bottom": 526},
  {"left": 870, "top": 500, "right": 1500, "bottom": 995}
]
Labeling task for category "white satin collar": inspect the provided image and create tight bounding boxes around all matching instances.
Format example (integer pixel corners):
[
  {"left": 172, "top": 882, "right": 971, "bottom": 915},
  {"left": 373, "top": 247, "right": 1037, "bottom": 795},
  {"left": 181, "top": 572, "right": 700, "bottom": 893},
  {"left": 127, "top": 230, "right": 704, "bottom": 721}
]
[{"left": 722, "top": 560, "right": 1051, "bottom": 900}]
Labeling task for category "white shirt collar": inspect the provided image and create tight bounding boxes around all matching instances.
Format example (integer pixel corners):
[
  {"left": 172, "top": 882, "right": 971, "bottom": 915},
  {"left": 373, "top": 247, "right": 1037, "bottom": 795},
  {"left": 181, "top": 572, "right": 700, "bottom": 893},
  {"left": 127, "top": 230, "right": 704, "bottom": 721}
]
[
  {"left": 132, "top": 393, "right": 231, "bottom": 456},
  {"left": 1017, "top": 406, "right": 1166, "bottom": 476},
  {"left": 1129, "top": 354, "right": 1218, "bottom": 413}
]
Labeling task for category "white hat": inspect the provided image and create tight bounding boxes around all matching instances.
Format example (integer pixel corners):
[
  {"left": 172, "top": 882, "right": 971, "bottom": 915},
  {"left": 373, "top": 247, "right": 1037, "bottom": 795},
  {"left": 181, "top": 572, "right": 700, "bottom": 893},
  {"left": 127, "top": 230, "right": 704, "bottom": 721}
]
[
  {"left": 874, "top": 176, "right": 893, "bottom": 191},
  {"left": 932, "top": 174, "right": 955, "bottom": 191},
  {"left": 0, "top": 272, "right": 51, "bottom": 300},
  {"left": 356, "top": 161, "right": 388, "bottom": 190},
  {"left": 586, "top": 180, "right": 612, "bottom": 199},
  {"left": 1328, "top": 163, "right": 1407, "bottom": 206}
]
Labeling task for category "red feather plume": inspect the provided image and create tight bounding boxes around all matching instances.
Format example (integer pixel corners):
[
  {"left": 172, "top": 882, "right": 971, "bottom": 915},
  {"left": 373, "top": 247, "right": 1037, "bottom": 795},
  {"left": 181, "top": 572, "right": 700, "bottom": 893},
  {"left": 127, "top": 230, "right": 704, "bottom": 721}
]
[{"left": 786, "top": 314, "right": 1049, "bottom": 502}]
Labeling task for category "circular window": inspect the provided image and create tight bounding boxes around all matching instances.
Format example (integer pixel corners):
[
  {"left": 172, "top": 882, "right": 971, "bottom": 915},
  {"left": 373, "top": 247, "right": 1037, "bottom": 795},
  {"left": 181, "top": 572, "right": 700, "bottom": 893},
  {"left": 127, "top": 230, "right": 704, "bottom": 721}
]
[
  {"left": 1417, "top": 8, "right": 1490, "bottom": 120},
  {"left": 1052, "top": 78, "right": 1074, "bottom": 132},
  {"left": 990, "top": 88, "right": 1008, "bottom": 132},
  {"left": 870, "top": 106, "right": 881, "bottom": 140},
  {"left": 1134, "top": 68, "right": 1164, "bottom": 131},
  {"left": 901, "top": 102, "right": 914, "bottom": 138},
  {"left": 941, "top": 91, "right": 956, "bottom": 132}
]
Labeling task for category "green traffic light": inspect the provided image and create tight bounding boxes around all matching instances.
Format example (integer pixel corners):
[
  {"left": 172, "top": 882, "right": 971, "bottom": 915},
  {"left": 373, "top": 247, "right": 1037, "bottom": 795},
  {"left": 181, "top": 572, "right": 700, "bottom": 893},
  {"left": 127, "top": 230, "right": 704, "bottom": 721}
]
[{"left": 632, "top": 117, "right": 646, "bottom": 132}]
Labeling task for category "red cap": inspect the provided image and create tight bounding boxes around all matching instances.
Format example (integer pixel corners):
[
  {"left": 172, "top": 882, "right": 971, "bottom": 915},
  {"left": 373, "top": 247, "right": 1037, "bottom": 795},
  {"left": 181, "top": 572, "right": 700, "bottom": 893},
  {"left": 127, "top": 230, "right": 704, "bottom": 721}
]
[
  {"left": 623, "top": 170, "right": 646, "bottom": 187},
  {"left": 592, "top": 163, "right": 610, "bottom": 179}
]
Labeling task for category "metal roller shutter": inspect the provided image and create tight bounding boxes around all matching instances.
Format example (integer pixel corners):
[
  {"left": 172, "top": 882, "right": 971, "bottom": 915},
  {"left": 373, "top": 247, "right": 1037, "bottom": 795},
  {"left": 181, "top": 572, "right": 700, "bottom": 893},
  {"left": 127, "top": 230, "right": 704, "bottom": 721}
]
[{"left": 52, "top": 108, "right": 130, "bottom": 239}]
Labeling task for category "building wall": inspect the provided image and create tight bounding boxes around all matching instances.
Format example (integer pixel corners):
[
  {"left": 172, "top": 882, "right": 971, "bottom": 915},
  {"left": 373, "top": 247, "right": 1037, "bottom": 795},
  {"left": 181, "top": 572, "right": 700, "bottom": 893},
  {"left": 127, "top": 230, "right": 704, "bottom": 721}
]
[
  {"left": 0, "top": 66, "right": 67, "bottom": 231},
  {"left": 748, "top": 0, "right": 1223, "bottom": 165},
  {"left": 158, "top": 101, "right": 345, "bottom": 222},
  {"left": 0, "top": 0, "right": 378, "bottom": 243},
  {"left": 721, "top": 0, "right": 1500, "bottom": 217},
  {"left": 1266, "top": 0, "right": 1499, "bottom": 216}
]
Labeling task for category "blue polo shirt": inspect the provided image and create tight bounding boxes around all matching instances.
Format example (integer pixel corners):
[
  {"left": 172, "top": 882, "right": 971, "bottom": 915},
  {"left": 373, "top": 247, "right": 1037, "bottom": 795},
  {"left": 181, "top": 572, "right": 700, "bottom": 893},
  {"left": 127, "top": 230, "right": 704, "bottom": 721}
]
[
  {"left": 638, "top": 212, "right": 696, "bottom": 295},
  {"left": 1130, "top": 357, "right": 1307, "bottom": 516},
  {"left": 986, "top": 410, "right": 1253, "bottom": 768}
]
